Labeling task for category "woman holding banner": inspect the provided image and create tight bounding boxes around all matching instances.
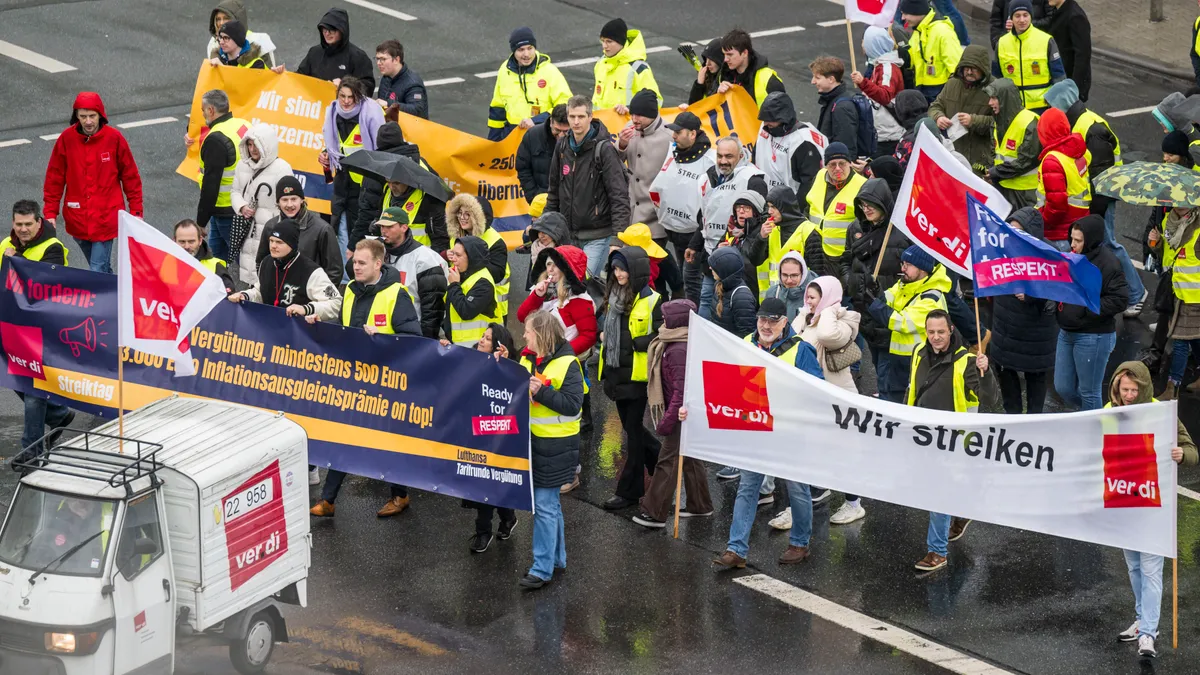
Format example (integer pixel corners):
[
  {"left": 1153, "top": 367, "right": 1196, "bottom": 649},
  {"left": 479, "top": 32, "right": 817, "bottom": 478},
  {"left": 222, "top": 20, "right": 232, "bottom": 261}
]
[
  {"left": 519, "top": 311, "right": 584, "bottom": 589},
  {"left": 1106, "top": 361, "right": 1196, "bottom": 658},
  {"left": 320, "top": 76, "right": 384, "bottom": 280},
  {"left": 464, "top": 323, "right": 520, "bottom": 554}
]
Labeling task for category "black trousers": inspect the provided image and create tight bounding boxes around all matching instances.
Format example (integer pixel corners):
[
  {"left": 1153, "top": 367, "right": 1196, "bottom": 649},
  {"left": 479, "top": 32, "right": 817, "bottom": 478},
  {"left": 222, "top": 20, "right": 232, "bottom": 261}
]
[
  {"left": 664, "top": 230, "right": 701, "bottom": 307},
  {"left": 474, "top": 504, "right": 516, "bottom": 535},
  {"left": 995, "top": 365, "right": 1048, "bottom": 414},
  {"left": 614, "top": 397, "right": 662, "bottom": 501}
]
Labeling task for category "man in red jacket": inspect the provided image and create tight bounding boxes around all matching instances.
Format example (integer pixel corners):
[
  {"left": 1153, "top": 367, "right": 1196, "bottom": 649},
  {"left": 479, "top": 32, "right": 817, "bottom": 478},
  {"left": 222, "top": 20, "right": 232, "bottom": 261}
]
[{"left": 43, "top": 92, "right": 143, "bottom": 274}]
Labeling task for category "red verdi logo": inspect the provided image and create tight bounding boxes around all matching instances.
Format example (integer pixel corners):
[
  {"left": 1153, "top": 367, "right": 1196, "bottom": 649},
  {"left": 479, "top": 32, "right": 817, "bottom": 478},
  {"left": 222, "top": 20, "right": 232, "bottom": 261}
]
[
  {"left": 223, "top": 460, "right": 289, "bottom": 591},
  {"left": 702, "top": 361, "right": 773, "bottom": 431},
  {"left": 1103, "top": 434, "right": 1161, "bottom": 508},
  {"left": 128, "top": 239, "right": 207, "bottom": 344},
  {"left": 538, "top": 79, "right": 547, "bottom": 89},
  {"left": 905, "top": 150, "right": 986, "bottom": 269}
]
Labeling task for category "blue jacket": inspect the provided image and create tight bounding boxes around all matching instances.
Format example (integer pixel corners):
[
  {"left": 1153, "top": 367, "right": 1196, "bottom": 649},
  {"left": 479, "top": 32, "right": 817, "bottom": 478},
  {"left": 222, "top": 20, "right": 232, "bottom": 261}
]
[
  {"left": 749, "top": 325, "right": 825, "bottom": 379},
  {"left": 378, "top": 65, "right": 428, "bottom": 119}
]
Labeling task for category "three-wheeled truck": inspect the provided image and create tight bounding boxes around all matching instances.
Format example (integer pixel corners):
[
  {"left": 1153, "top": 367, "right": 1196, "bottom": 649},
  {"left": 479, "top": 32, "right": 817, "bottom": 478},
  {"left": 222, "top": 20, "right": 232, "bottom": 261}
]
[{"left": 0, "top": 396, "right": 311, "bottom": 674}]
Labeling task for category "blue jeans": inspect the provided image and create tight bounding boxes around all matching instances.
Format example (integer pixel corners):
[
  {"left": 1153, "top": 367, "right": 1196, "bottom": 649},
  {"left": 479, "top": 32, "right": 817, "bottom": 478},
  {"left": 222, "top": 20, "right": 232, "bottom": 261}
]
[
  {"left": 579, "top": 237, "right": 611, "bottom": 280},
  {"left": 1104, "top": 203, "right": 1146, "bottom": 307},
  {"left": 19, "top": 393, "right": 72, "bottom": 453},
  {"left": 1124, "top": 550, "right": 1164, "bottom": 638},
  {"left": 927, "top": 512, "right": 952, "bottom": 556},
  {"left": 319, "top": 469, "right": 406, "bottom": 503},
  {"left": 530, "top": 486, "right": 566, "bottom": 580},
  {"left": 896, "top": 0, "right": 969, "bottom": 44},
  {"left": 700, "top": 275, "right": 716, "bottom": 320},
  {"left": 1054, "top": 330, "right": 1117, "bottom": 410},
  {"left": 73, "top": 237, "right": 113, "bottom": 274},
  {"left": 1169, "top": 338, "right": 1200, "bottom": 384},
  {"left": 336, "top": 213, "right": 350, "bottom": 284},
  {"left": 726, "top": 470, "right": 812, "bottom": 558},
  {"left": 207, "top": 215, "right": 233, "bottom": 263}
]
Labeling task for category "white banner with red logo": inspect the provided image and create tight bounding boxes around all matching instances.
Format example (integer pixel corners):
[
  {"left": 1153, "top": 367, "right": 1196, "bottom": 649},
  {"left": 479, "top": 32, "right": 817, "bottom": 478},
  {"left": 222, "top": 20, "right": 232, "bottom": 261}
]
[
  {"left": 844, "top": 0, "right": 901, "bottom": 26},
  {"left": 890, "top": 126, "right": 1012, "bottom": 276},
  {"left": 681, "top": 315, "right": 1178, "bottom": 556},
  {"left": 116, "top": 211, "right": 228, "bottom": 376}
]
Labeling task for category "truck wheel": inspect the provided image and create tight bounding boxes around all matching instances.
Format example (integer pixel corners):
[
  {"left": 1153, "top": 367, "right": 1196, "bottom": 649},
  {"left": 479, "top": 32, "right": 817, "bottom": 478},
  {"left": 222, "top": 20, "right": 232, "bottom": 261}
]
[{"left": 229, "top": 610, "right": 275, "bottom": 674}]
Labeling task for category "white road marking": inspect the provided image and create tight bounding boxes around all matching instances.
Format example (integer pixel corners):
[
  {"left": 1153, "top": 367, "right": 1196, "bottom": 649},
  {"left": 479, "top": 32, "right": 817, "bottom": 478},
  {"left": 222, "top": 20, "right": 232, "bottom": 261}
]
[
  {"left": 1181, "top": 486, "right": 1200, "bottom": 502},
  {"left": 0, "top": 39, "right": 75, "bottom": 73},
  {"left": 735, "top": 575, "right": 1015, "bottom": 674},
  {"left": 749, "top": 26, "right": 806, "bottom": 37},
  {"left": 425, "top": 77, "right": 466, "bottom": 86},
  {"left": 1108, "top": 105, "right": 1157, "bottom": 118},
  {"left": 342, "top": 0, "right": 416, "bottom": 21},
  {"left": 39, "top": 133, "right": 60, "bottom": 142},
  {"left": 118, "top": 117, "right": 177, "bottom": 129},
  {"left": 0, "top": 139, "right": 30, "bottom": 149},
  {"left": 818, "top": 19, "right": 849, "bottom": 27}
]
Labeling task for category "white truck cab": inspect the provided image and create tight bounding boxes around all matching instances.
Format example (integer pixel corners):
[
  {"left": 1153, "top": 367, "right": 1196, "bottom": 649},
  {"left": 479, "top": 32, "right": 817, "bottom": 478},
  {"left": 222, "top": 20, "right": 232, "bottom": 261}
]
[{"left": 0, "top": 397, "right": 311, "bottom": 675}]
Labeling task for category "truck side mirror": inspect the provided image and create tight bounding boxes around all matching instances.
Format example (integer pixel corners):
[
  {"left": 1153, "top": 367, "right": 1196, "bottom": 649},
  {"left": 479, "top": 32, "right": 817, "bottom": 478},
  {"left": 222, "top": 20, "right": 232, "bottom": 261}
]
[{"left": 134, "top": 537, "right": 158, "bottom": 556}]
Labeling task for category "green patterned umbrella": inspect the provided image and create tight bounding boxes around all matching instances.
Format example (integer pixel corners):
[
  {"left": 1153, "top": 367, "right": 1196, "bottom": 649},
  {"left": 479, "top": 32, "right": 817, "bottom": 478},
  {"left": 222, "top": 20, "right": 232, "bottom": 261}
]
[{"left": 1094, "top": 161, "right": 1200, "bottom": 207}]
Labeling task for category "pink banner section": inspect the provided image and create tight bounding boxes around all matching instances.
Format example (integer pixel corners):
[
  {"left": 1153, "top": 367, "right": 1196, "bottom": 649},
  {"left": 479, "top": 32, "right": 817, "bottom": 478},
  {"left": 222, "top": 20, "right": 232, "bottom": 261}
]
[{"left": 975, "top": 256, "right": 1073, "bottom": 289}]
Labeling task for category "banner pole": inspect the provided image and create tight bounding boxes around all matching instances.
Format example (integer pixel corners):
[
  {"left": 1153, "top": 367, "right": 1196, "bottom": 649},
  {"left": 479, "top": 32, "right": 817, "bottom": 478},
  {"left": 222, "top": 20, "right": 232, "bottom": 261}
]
[
  {"left": 845, "top": 21, "right": 858, "bottom": 77},
  {"left": 117, "top": 354, "right": 125, "bottom": 455},
  {"left": 872, "top": 223, "right": 894, "bottom": 279},
  {"left": 1174, "top": 556, "right": 1179, "bottom": 649},
  {"left": 672, "top": 447, "right": 684, "bottom": 539},
  {"left": 973, "top": 296, "right": 985, "bottom": 374}
]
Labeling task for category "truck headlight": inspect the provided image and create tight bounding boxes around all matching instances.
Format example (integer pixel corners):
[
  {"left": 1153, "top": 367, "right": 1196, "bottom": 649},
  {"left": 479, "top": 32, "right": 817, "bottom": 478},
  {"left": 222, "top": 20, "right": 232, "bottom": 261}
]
[{"left": 45, "top": 631, "right": 100, "bottom": 654}]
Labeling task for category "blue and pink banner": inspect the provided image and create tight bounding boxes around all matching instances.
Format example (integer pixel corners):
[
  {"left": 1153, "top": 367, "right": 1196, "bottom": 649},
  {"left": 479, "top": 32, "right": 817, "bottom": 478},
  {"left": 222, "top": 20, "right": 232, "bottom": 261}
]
[{"left": 967, "top": 195, "right": 1101, "bottom": 313}]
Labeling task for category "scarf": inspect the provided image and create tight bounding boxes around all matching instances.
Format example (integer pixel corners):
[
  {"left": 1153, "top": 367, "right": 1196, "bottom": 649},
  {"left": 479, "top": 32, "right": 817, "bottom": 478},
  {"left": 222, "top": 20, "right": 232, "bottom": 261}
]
[
  {"left": 568, "top": 125, "right": 597, "bottom": 153},
  {"left": 603, "top": 287, "right": 631, "bottom": 369},
  {"left": 647, "top": 326, "right": 689, "bottom": 425},
  {"left": 1167, "top": 208, "right": 1200, "bottom": 251},
  {"left": 322, "top": 99, "right": 381, "bottom": 170}
]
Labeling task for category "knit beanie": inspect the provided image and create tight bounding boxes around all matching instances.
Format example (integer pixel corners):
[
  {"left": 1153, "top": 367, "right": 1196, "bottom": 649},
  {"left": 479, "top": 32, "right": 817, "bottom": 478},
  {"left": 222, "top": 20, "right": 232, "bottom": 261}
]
[
  {"left": 219, "top": 20, "right": 248, "bottom": 48},
  {"left": 276, "top": 175, "right": 305, "bottom": 201},
  {"left": 1007, "top": 0, "right": 1034, "bottom": 17},
  {"left": 1044, "top": 79, "right": 1079, "bottom": 112},
  {"left": 899, "top": 0, "right": 930, "bottom": 15},
  {"left": 1163, "top": 130, "right": 1191, "bottom": 157},
  {"left": 600, "top": 18, "right": 628, "bottom": 45},
  {"left": 509, "top": 26, "right": 536, "bottom": 52},
  {"left": 268, "top": 219, "right": 301, "bottom": 252},
  {"left": 901, "top": 245, "right": 937, "bottom": 274},
  {"left": 824, "top": 142, "right": 851, "bottom": 164},
  {"left": 629, "top": 89, "right": 659, "bottom": 118}
]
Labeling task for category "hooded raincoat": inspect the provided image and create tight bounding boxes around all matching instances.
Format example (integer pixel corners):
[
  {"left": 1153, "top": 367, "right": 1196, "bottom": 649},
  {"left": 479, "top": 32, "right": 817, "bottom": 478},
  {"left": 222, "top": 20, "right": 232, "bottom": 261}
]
[
  {"left": 927, "top": 45, "right": 996, "bottom": 172},
  {"left": 231, "top": 123, "right": 294, "bottom": 285}
]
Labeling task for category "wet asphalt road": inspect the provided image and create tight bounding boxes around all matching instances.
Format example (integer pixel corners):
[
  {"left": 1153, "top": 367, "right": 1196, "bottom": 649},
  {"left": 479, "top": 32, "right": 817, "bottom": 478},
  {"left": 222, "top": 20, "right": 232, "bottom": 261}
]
[{"left": 1, "top": 0, "right": 1200, "bottom": 673}]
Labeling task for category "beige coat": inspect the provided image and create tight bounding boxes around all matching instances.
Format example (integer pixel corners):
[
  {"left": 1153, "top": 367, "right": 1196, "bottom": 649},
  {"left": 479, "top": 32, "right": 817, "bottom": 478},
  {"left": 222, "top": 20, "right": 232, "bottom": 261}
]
[
  {"left": 617, "top": 115, "right": 672, "bottom": 238},
  {"left": 793, "top": 306, "right": 861, "bottom": 393}
]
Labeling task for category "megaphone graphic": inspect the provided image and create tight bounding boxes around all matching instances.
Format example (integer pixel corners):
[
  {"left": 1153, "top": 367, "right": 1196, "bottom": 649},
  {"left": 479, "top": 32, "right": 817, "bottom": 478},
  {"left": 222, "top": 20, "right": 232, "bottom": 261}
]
[{"left": 59, "top": 317, "right": 98, "bottom": 358}]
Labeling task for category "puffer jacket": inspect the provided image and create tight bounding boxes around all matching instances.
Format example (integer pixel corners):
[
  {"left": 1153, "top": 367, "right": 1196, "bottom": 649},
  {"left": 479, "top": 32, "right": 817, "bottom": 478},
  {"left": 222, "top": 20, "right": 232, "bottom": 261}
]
[
  {"left": 1057, "top": 215, "right": 1128, "bottom": 334},
  {"left": 517, "top": 245, "right": 598, "bottom": 357},
  {"left": 527, "top": 339, "right": 584, "bottom": 488},
  {"left": 927, "top": 44, "right": 996, "bottom": 172},
  {"left": 295, "top": 8, "right": 375, "bottom": 92},
  {"left": 351, "top": 122, "right": 424, "bottom": 249},
  {"left": 794, "top": 301, "right": 861, "bottom": 393},
  {"left": 442, "top": 236, "right": 498, "bottom": 343},
  {"left": 516, "top": 119, "right": 558, "bottom": 201},
  {"left": 710, "top": 246, "right": 758, "bottom": 338},
  {"left": 546, "top": 118, "right": 631, "bottom": 241},
  {"left": 257, "top": 206, "right": 342, "bottom": 287},
  {"left": 231, "top": 123, "right": 293, "bottom": 286},
  {"left": 1037, "top": 107, "right": 1090, "bottom": 241},
  {"left": 746, "top": 185, "right": 827, "bottom": 278},
  {"left": 599, "top": 246, "right": 664, "bottom": 400},
  {"left": 655, "top": 299, "right": 694, "bottom": 437},
  {"left": 445, "top": 195, "right": 507, "bottom": 286},
  {"left": 989, "top": 207, "right": 1059, "bottom": 372},
  {"left": 845, "top": 178, "right": 909, "bottom": 347},
  {"left": 618, "top": 115, "right": 672, "bottom": 238}
]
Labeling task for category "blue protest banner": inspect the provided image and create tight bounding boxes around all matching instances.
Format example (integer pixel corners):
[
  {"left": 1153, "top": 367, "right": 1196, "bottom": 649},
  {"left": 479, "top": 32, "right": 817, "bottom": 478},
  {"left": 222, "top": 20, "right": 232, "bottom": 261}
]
[
  {"left": 967, "top": 195, "right": 1101, "bottom": 313},
  {"left": 0, "top": 257, "right": 534, "bottom": 511}
]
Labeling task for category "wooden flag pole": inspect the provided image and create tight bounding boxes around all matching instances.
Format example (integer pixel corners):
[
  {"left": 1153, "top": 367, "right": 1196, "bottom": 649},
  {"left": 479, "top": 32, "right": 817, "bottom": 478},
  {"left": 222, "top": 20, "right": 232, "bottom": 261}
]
[
  {"left": 672, "top": 450, "right": 685, "bottom": 539},
  {"left": 973, "top": 296, "right": 986, "bottom": 375},
  {"left": 845, "top": 21, "right": 858, "bottom": 76},
  {"left": 871, "top": 223, "right": 895, "bottom": 279}
]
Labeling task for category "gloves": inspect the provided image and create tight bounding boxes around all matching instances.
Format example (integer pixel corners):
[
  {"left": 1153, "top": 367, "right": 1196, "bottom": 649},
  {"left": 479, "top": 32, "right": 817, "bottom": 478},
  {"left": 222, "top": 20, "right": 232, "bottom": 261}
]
[
  {"left": 678, "top": 44, "right": 702, "bottom": 71},
  {"left": 863, "top": 276, "right": 882, "bottom": 302}
]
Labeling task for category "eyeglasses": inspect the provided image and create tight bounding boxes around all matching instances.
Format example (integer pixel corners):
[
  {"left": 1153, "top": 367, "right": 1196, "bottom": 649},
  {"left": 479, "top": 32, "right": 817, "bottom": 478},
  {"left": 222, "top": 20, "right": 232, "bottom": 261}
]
[
  {"left": 456, "top": 211, "right": 473, "bottom": 221},
  {"left": 757, "top": 315, "right": 785, "bottom": 323},
  {"left": 779, "top": 272, "right": 803, "bottom": 282}
]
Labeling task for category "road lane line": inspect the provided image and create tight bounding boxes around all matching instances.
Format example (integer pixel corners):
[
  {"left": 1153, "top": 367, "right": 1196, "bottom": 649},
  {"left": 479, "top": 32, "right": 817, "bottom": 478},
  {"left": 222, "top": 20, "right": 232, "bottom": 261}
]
[
  {"left": 817, "top": 19, "right": 849, "bottom": 26},
  {"left": 750, "top": 26, "right": 806, "bottom": 37},
  {"left": 342, "top": 0, "right": 416, "bottom": 21},
  {"left": 39, "top": 133, "right": 60, "bottom": 142},
  {"left": 1181, "top": 486, "right": 1200, "bottom": 501},
  {"left": 0, "top": 139, "right": 31, "bottom": 149},
  {"left": 735, "top": 575, "right": 1015, "bottom": 675},
  {"left": 425, "top": 77, "right": 465, "bottom": 86},
  {"left": 118, "top": 117, "right": 177, "bottom": 129},
  {"left": 1108, "top": 105, "right": 1156, "bottom": 118},
  {"left": 0, "top": 39, "right": 75, "bottom": 73}
]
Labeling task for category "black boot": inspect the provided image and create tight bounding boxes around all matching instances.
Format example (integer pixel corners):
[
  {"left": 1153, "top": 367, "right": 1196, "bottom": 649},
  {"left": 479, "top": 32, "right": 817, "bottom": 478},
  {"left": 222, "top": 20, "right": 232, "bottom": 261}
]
[{"left": 580, "top": 393, "right": 593, "bottom": 433}]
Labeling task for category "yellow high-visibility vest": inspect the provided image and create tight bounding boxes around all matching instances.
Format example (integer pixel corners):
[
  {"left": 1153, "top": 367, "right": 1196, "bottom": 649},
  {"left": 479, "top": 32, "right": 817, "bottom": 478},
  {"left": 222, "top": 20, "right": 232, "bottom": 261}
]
[
  {"left": 807, "top": 170, "right": 867, "bottom": 258},
  {"left": 996, "top": 26, "right": 1055, "bottom": 109},
  {"left": 906, "top": 342, "right": 979, "bottom": 412},
  {"left": 598, "top": 290, "right": 661, "bottom": 382},
  {"left": 341, "top": 281, "right": 414, "bottom": 334},
  {"left": 197, "top": 117, "right": 249, "bottom": 208},
  {"left": 993, "top": 108, "right": 1041, "bottom": 191},
  {"left": 520, "top": 354, "right": 582, "bottom": 438},
  {"left": 447, "top": 268, "right": 500, "bottom": 346}
]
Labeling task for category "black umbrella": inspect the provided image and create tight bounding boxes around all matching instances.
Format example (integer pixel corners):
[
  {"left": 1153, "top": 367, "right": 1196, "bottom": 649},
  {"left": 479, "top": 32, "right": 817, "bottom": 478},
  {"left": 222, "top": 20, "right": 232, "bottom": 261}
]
[{"left": 340, "top": 150, "right": 452, "bottom": 202}]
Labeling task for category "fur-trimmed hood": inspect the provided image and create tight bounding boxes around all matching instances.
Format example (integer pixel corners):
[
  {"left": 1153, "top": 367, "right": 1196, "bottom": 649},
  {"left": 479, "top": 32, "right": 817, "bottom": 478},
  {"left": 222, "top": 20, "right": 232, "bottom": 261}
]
[
  {"left": 532, "top": 245, "right": 588, "bottom": 295},
  {"left": 445, "top": 194, "right": 488, "bottom": 239}
]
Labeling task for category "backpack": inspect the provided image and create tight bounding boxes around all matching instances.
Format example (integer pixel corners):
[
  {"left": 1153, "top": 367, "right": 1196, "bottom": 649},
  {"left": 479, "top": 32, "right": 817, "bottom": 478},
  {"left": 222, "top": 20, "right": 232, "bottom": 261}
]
[{"left": 835, "top": 94, "right": 878, "bottom": 158}]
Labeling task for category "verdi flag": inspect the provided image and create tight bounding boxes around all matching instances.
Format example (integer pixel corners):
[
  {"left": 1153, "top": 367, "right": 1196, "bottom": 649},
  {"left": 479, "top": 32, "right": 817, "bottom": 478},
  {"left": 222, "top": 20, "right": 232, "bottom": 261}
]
[{"left": 967, "top": 195, "right": 1101, "bottom": 313}]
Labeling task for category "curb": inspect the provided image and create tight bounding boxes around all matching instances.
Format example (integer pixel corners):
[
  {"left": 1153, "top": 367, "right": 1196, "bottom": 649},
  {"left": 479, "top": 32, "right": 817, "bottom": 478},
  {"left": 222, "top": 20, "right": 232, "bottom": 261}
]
[{"left": 958, "top": 0, "right": 1194, "bottom": 86}]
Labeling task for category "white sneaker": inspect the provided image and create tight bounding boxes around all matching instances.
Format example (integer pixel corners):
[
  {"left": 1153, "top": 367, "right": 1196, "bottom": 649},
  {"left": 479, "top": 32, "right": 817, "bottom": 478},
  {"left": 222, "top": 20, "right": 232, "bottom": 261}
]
[
  {"left": 811, "top": 489, "right": 832, "bottom": 505},
  {"left": 1138, "top": 633, "right": 1157, "bottom": 657},
  {"left": 768, "top": 509, "right": 792, "bottom": 531},
  {"left": 757, "top": 493, "right": 774, "bottom": 506},
  {"left": 1117, "top": 620, "right": 1140, "bottom": 642},
  {"left": 830, "top": 501, "right": 867, "bottom": 525},
  {"left": 309, "top": 467, "right": 321, "bottom": 485}
]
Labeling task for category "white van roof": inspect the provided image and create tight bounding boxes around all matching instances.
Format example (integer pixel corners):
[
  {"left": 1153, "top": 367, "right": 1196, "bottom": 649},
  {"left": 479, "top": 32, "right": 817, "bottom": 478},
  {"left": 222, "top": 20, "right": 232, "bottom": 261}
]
[{"left": 23, "top": 397, "right": 306, "bottom": 499}]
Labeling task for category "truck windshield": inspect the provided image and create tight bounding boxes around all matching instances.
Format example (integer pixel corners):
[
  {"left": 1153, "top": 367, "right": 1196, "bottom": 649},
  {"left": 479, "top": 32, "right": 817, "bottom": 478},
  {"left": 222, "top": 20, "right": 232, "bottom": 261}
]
[{"left": 0, "top": 488, "right": 116, "bottom": 577}]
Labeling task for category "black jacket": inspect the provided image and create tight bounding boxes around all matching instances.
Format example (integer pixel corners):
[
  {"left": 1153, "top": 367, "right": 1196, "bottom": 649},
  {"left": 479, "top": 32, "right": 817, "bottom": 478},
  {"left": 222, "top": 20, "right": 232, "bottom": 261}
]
[
  {"left": 1065, "top": 101, "right": 1116, "bottom": 214},
  {"left": 845, "top": 178, "right": 909, "bottom": 347},
  {"left": 909, "top": 331, "right": 979, "bottom": 411},
  {"left": 257, "top": 207, "right": 343, "bottom": 286},
  {"left": 719, "top": 51, "right": 786, "bottom": 100},
  {"left": 197, "top": 111, "right": 237, "bottom": 227},
  {"left": 546, "top": 119, "right": 630, "bottom": 242},
  {"left": 758, "top": 92, "right": 824, "bottom": 201},
  {"left": 988, "top": 208, "right": 1059, "bottom": 372},
  {"left": 295, "top": 9, "right": 375, "bottom": 92},
  {"left": 1057, "top": 215, "right": 1128, "bottom": 333},
  {"left": 989, "top": 0, "right": 1050, "bottom": 48},
  {"left": 9, "top": 221, "right": 66, "bottom": 266},
  {"left": 816, "top": 83, "right": 860, "bottom": 158},
  {"left": 685, "top": 169, "right": 769, "bottom": 276},
  {"left": 1043, "top": 0, "right": 1092, "bottom": 101},
  {"left": 516, "top": 120, "right": 557, "bottom": 202},
  {"left": 352, "top": 123, "right": 423, "bottom": 249},
  {"left": 600, "top": 247, "right": 664, "bottom": 400},
  {"left": 527, "top": 340, "right": 583, "bottom": 488},
  {"left": 343, "top": 264, "right": 420, "bottom": 335},
  {"left": 710, "top": 246, "right": 758, "bottom": 338},
  {"left": 442, "top": 236, "right": 497, "bottom": 341},
  {"left": 377, "top": 65, "right": 428, "bottom": 119},
  {"left": 745, "top": 185, "right": 828, "bottom": 276},
  {"left": 256, "top": 249, "right": 322, "bottom": 309}
]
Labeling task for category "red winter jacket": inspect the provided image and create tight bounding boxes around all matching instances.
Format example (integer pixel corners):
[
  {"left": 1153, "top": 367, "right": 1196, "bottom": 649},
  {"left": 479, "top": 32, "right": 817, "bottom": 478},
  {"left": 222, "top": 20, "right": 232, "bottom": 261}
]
[
  {"left": 43, "top": 92, "right": 143, "bottom": 242},
  {"left": 516, "top": 245, "right": 598, "bottom": 356},
  {"left": 859, "top": 62, "right": 904, "bottom": 107},
  {"left": 1036, "top": 108, "right": 1089, "bottom": 242}
]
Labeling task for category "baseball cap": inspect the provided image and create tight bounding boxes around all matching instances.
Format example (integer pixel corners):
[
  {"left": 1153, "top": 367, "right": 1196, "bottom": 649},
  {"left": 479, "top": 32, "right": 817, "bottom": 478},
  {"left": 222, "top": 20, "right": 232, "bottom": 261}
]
[{"left": 665, "top": 111, "right": 701, "bottom": 132}]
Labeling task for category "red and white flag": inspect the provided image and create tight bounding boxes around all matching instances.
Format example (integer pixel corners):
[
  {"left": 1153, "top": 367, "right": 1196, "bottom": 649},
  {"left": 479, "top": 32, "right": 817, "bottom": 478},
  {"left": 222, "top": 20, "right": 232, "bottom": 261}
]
[
  {"left": 845, "top": 0, "right": 901, "bottom": 26},
  {"left": 116, "top": 211, "right": 227, "bottom": 376},
  {"left": 889, "top": 126, "right": 1012, "bottom": 276}
]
